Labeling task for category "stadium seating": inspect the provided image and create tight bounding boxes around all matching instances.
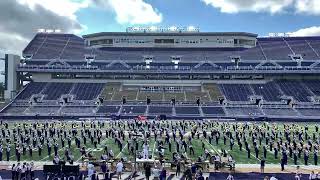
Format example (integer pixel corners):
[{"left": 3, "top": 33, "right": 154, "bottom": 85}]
[
  {"left": 99, "top": 83, "right": 121, "bottom": 100},
  {"left": 148, "top": 106, "right": 173, "bottom": 115},
  {"left": 201, "top": 106, "right": 225, "bottom": 116},
  {"left": 16, "top": 82, "right": 47, "bottom": 100},
  {"left": 121, "top": 105, "right": 146, "bottom": 114},
  {"left": 137, "top": 91, "right": 163, "bottom": 101},
  {"left": 163, "top": 92, "right": 185, "bottom": 101},
  {"left": 262, "top": 108, "right": 298, "bottom": 116},
  {"left": 185, "top": 91, "right": 210, "bottom": 102},
  {"left": 27, "top": 106, "right": 60, "bottom": 115},
  {"left": 219, "top": 84, "right": 253, "bottom": 101},
  {"left": 71, "top": 83, "right": 105, "bottom": 100},
  {"left": 43, "top": 83, "right": 73, "bottom": 100},
  {"left": 60, "top": 106, "right": 95, "bottom": 114},
  {"left": 225, "top": 106, "right": 263, "bottom": 116},
  {"left": 175, "top": 106, "right": 200, "bottom": 115},
  {"left": 203, "top": 84, "right": 223, "bottom": 101},
  {"left": 258, "top": 38, "right": 292, "bottom": 60},
  {"left": 302, "top": 80, "right": 320, "bottom": 96},
  {"left": 96, "top": 105, "right": 121, "bottom": 114},
  {"left": 113, "top": 90, "right": 138, "bottom": 101},
  {"left": 296, "top": 108, "right": 320, "bottom": 116},
  {"left": 276, "top": 80, "right": 312, "bottom": 102},
  {"left": 1, "top": 106, "right": 28, "bottom": 114},
  {"left": 3, "top": 32, "right": 319, "bottom": 122},
  {"left": 285, "top": 38, "right": 319, "bottom": 60},
  {"left": 251, "top": 82, "right": 283, "bottom": 102}
]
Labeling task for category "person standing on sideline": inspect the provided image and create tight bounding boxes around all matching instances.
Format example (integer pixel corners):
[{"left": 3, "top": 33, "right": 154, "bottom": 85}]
[
  {"left": 176, "top": 161, "right": 181, "bottom": 177},
  {"left": 116, "top": 160, "right": 123, "bottom": 180},
  {"left": 145, "top": 163, "right": 151, "bottom": 180},
  {"left": 260, "top": 158, "right": 265, "bottom": 173},
  {"left": 280, "top": 157, "right": 285, "bottom": 171}
]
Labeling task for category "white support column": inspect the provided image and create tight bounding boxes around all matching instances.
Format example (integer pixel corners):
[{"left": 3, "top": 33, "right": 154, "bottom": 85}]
[{"left": 4, "top": 54, "right": 20, "bottom": 100}]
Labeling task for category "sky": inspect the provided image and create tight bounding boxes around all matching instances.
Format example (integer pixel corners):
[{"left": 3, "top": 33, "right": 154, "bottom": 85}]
[{"left": 0, "top": 0, "right": 320, "bottom": 82}]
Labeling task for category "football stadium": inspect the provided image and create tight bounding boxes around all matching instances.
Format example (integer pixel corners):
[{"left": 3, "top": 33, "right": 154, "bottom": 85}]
[{"left": 0, "top": 26, "right": 320, "bottom": 179}]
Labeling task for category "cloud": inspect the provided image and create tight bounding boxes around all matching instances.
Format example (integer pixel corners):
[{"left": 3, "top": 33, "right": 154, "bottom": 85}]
[
  {"left": 287, "top": 26, "right": 320, "bottom": 36},
  {"left": 0, "top": 0, "right": 87, "bottom": 56},
  {"left": 201, "top": 0, "right": 293, "bottom": 14},
  {"left": 201, "top": 0, "right": 320, "bottom": 15},
  {"left": 92, "top": 0, "right": 162, "bottom": 24},
  {"left": 17, "top": 0, "right": 90, "bottom": 20},
  {"left": 295, "top": 0, "right": 320, "bottom": 15}
]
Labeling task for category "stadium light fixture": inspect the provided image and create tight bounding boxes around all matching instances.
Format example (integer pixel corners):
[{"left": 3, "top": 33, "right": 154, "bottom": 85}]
[
  {"left": 187, "top": 26, "right": 195, "bottom": 32},
  {"left": 46, "top": 29, "right": 54, "bottom": 33},
  {"left": 150, "top": 26, "right": 157, "bottom": 32},
  {"left": 37, "top": 29, "right": 45, "bottom": 33},
  {"left": 169, "top": 26, "right": 177, "bottom": 32},
  {"left": 55, "top": 29, "right": 62, "bottom": 33}
]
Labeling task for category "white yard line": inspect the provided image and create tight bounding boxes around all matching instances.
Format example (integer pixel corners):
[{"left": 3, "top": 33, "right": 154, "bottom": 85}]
[
  {"left": 115, "top": 143, "right": 128, "bottom": 159},
  {"left": 204, "top": 139, "right": 220, "bottom": 154},
  {"left": 151, "top": 140, "right": 157, "bottom": 159}
]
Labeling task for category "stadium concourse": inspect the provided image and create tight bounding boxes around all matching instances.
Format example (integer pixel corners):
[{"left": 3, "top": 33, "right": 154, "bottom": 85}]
[{"left": 1, "top": 30, "right": 320, "bottom": 179}]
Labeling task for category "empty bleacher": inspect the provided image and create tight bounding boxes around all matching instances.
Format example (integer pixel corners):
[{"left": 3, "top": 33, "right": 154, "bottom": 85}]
[
  {"left": 163, "top": 92, "right": 185, "bottom": 102},
  {"left": 71, "top": 83, "right": 105, "bottom": 100},
  {"left": 262, "top": 108, "right": 298, "bottom": 116},
  {"left": 175, "top": 106, "right": 200, "bottom": 115},
  {"left": 148, "top": 106, "right": 172, "bottom": 115},
  {"left": 251, "top": 82, "right": 283, "bottom": 102},
  {"left": 203, "top": 84, "right": 223, "bottom": 101},
  {"left": 121, "top": 105, "right": 146, "bottom": 114},
  {"left": 60, "top": 106, "right": 95, "bottom": 114},
  {"left": 137, "top": 91, "right": 163, "bottom": 101},
  {"left": 43, "top": 83, "right": 73, "bottom": 100},
  {"left": 276, "top": 80, "right": 312, "bottom": 102},
  {"left": 96, "top": 105, "right": 121, "bottom": 114},
  {"left": 201, "top": 106, "right": 225, "bottom": 116},
  {"left": 259, "top": 38, "right": 292, "bottom": 60},
  {"left": 185, "top": 91, "right": 210, "bottom": 102},
  {"left": 113, "top": 90, "right": 138, "bottom": 101},
  {"left": 296, "top": 108, "right": 320, "bottom": 116},
  {"left": 219, "top": 84, "right": 253, "bottom": 101},
  {"left": 225, "top": 106, "right": 263, "bottom": 116},
  {"left": 27, "top": 106, "right": 60, "bottom": 115},
  {"left": 99, "top": 83, "right": 121, "bottom": 101},
  {"left": 16, "top": 82, "right": 47, "bottom": 100}
]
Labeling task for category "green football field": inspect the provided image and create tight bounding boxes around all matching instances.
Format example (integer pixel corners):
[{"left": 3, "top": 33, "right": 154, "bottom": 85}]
[{"left": 0, "top": 120, "right": 319, "bottom": 166}]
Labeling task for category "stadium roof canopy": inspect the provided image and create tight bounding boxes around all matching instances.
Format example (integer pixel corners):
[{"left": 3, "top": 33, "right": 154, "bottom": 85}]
[{"left": 82, "top": 32, "right": 258, "bottom": 38}]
